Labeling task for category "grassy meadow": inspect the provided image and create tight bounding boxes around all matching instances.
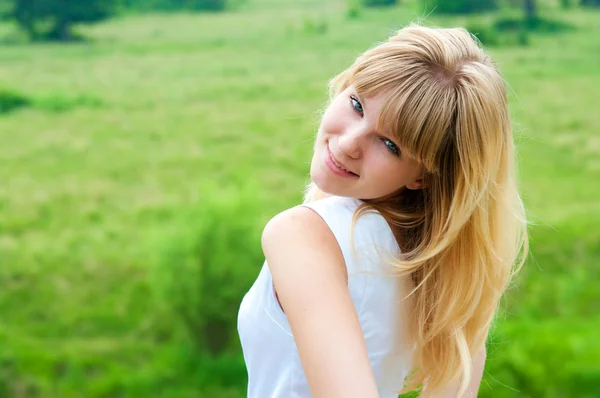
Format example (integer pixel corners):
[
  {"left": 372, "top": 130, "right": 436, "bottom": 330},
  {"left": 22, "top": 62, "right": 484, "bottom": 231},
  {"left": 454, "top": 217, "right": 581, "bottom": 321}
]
[{"left": 0, "top": 0, "right": 599, "bottom": 396}]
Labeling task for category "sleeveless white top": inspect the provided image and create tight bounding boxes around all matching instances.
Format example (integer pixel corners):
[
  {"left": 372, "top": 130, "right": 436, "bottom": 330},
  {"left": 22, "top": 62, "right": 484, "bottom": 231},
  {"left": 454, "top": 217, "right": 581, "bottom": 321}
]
[{"left": 237, "top": 195, "right": 415, "bottom": 398}]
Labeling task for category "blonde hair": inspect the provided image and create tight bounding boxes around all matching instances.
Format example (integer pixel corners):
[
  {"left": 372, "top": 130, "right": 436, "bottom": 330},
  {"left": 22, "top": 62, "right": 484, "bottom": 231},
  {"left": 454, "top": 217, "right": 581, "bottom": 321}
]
[{"left": 304, "top": 24, "right": 528, "bottom": 397}]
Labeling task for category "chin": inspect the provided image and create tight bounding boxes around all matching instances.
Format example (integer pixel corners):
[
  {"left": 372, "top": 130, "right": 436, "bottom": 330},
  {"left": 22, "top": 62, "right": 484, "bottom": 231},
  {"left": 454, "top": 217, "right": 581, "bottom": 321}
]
[
  {"left": 311, "top": 176, "right": 351, "bottom": 198},
  {"left": 309, "top": 154, "right": 353, "bottom": 197}
]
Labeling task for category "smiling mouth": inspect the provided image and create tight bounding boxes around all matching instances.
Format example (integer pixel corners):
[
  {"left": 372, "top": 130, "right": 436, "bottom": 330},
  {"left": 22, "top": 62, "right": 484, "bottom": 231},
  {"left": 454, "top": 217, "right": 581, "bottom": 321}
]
[{"left": 327, "top": 145, "right": 359, "bottom": 177}]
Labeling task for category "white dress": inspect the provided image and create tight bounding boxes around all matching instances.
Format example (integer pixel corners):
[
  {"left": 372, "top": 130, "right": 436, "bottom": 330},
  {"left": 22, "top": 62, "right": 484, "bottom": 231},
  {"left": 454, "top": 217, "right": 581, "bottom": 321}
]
[{"left": 237, "top": 195, "right": 415, "bottom": 398}]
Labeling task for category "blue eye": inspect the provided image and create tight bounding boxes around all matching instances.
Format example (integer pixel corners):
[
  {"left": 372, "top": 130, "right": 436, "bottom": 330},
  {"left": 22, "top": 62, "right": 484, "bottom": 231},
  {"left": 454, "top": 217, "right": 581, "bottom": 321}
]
[
  {"left": 382, "top": 138, "right": 400, "bottom": 156},
  {"left": 350, "top": 96, "right": 363, "bottom": 115}
]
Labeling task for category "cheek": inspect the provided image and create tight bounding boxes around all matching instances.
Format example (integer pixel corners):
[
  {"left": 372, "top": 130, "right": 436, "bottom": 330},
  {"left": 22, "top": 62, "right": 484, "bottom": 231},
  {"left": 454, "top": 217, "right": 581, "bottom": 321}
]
[
  {"left": 368, "top": 156, "right": 408, "bottom": 187},
  {"left": 368, "top": 154, "right": 395, "bottom": 176},
  {"left": 320, "top": 101, "right": 347, "bottom": 134}
]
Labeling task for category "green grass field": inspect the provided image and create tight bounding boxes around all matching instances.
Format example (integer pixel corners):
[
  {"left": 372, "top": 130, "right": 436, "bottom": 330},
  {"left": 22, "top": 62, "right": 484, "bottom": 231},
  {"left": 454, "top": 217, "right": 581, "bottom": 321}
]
[{"left": 1, "top": 0, "right": 599, "bottom": 396}]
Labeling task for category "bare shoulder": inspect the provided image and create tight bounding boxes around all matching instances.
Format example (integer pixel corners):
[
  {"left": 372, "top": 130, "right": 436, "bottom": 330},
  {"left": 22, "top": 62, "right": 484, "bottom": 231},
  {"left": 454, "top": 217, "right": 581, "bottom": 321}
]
[
  {"left": 261, "top": 205, "right": 348, "bottom": 308},
  {"left": 261, "top": 205, "right": 337, "bottom": 253}
]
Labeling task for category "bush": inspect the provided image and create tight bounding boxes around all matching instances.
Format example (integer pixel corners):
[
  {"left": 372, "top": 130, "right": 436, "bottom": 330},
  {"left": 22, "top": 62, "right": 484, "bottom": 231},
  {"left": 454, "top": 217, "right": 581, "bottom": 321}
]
[
  {"left": 494, "top": 15, "right": 574, "bottom": 34},
  {"left": 190, "top": 0, "right": 226, "bottom": 11},
  {"left": 466, "top": 21, "right": 499, "bottom": 46},
  {"left": 2, "top": 0, "right": 118, "bottom": 41},
  {"left": 34, "top": 93, "right": 103, "bottom": 112},
  {"left": 421, "top": 0, "right": 497, "bottom": 14},
  {"left": 362, "top": 0, "right": 397, "bottom": 7},
  {"left": 150, "top": 185, "right": 266, "bottom": 356},
  {"left": 581, "top": 0, "right": 600, "bottom": 6},
  {"left": 481, "top": 319, "right": 600, "bottom": 397},
  {"left": 120, "top": 0, "right": 245, "bottom": 12},
  {"left": 346, "top": 0, "right": 363, "bottom": 18},
  {"left": 0, "top": 88, "right": 31, "bottom": 114}
]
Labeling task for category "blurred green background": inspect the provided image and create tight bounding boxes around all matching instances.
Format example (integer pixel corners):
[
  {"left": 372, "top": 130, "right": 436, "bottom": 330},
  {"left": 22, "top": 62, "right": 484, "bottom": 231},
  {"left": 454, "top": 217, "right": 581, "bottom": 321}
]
[{"left": 0, "top": 0, "right": 599, "bottom": 397}]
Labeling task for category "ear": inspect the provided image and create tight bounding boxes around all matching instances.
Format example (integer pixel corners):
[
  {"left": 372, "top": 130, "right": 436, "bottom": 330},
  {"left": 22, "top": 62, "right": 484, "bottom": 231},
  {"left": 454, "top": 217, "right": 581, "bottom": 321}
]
[{"left": 406, "top": 177, "right": 426, "bottom": 190}]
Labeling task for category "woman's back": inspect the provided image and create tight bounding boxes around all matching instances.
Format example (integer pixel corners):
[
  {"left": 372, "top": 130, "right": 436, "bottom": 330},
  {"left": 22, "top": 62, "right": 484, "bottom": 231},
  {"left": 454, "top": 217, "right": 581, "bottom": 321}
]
[{"left": 238, "top": 195, "right": 415, "bottom": 397}]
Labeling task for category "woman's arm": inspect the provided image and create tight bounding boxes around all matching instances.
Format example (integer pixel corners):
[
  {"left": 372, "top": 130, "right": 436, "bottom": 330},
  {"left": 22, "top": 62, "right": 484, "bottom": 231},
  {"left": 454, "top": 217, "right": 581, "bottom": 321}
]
[{"left": 262, "top": 206, "right": 379, "bottom": 398}]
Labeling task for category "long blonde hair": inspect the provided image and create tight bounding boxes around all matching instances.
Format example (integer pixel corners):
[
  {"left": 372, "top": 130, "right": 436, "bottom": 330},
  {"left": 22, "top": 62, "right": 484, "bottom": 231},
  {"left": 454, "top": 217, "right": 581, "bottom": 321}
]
[{"left": 304, "top": 24, "right": 528, "bottom": 397}]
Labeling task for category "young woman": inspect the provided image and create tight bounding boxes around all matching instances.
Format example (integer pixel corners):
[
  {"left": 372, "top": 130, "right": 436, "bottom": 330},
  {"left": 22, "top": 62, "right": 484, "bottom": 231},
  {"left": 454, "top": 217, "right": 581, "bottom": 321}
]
[{"left": 238, "top": 24, "right": 528, "bottom": 398}]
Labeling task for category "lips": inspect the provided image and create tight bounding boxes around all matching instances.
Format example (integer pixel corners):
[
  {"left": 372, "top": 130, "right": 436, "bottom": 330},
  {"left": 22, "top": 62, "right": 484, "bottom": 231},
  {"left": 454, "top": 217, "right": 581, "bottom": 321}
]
[
  {"left": 327, "top": 145, "right": 358, "bottom": 177},
  {"left": 330, "top": 152, "right": 350, "bottom": 173}
]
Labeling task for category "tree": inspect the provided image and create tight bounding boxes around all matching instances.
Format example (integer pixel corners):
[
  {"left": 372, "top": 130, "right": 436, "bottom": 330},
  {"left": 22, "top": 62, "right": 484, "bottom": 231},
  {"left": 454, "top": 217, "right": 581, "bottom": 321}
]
[
  {"left": 362, "top": 0, "right": 397, "bottom": 7},
  {"left": 118, "top": 0, "right": 230, "bottom": 12},
  {"left": 524, "top": 0, "right": 537, "bottom": 21},
  {"left": 422, "top": 0, "right": 497, "bottom": 14},
  {"left": 3, "top": 0, "right": 117, "bottom": 41}
]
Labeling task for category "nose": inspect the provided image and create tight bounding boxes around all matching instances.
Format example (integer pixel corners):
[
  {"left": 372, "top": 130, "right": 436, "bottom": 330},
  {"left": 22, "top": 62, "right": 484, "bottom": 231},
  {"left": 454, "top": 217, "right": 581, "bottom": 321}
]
[{"left": 338, "top": 128, "right": 364, "bottom": 160}]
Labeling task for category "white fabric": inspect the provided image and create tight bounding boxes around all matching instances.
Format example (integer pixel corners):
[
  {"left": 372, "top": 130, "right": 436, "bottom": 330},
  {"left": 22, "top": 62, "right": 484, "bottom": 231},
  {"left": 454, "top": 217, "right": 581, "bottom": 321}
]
[{"left": 237, "top": 195, "right": 415, "bottom": 398}]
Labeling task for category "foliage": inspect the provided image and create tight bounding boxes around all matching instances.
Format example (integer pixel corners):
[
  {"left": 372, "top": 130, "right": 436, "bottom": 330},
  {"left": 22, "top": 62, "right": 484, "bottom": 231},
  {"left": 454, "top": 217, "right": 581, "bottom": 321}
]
[
  {"left": 150, "top": 186, "right": 264, "bottom": 356},
  {"left": 33, "top": 93, "right": 103, "bottom": 113},
  {"left": 1, "top": 0, "right": 118, "bottom": 40},
  {"left": 118, "top": 0, "right": 242, "bottom": 12},
  {"left": 481, "top": 319, "right": 600, "bottom": 397},
  {"left": 465, "top": 21, "right": 499, "bottom": 46},
  {"left": 494, "top": 15, "right": 574, "bottom": 33},
  {"left": 0, "top": 89, "right": 102, "bottom": 114},
  {"left": 0, "top": 0, "right": 598, "bottom": 397},
  {"left": 421, "top": 0, "right": 497, "bottom": 14},
  {"left": 466, "top": 10, "right": 575, "bottom": 48},
  {"left": 192, "top": 0, "right": 227, "bottom": 10},
  {"left": 0, "top": 88, "right": 30, "bottom": 114},
  {"left": 362, "top": 0, "right": 397, "bottom": 8},
  {"left": 346, "top": 0, "right": 363, "bottom": 18},
  {"left": 581, "top": 0, "right": 600, "bottom": 6},
  {"left": 524, "top": 0, "right": 537, "bottom": 20}
]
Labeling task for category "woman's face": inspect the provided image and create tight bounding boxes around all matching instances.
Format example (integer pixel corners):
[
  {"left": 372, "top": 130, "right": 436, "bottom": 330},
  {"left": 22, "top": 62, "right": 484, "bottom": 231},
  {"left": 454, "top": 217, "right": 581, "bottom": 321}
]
[{"left": 310, "top": 86, "right": 425, "bottom": 200}]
